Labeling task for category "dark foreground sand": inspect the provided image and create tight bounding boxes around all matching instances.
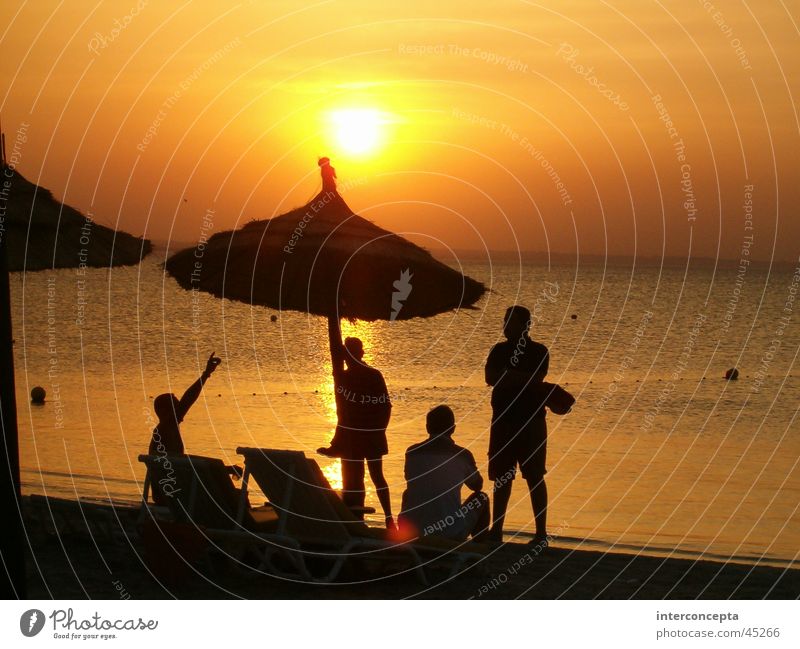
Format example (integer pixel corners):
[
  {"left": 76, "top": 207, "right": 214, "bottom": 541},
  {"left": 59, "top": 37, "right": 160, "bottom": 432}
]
[{"left": 22, "top": 499, "right": 799, "bottom": 599}]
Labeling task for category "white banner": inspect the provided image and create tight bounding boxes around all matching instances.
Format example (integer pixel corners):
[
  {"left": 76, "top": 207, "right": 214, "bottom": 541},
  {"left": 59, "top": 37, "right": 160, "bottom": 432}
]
[{"left": 0, "top": 600, "right": 797, "bottom": 648}]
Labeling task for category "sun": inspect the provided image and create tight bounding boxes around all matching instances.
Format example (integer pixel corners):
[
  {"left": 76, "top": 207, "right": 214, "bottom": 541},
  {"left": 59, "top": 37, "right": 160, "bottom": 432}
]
[{"left": 329, "top": 108, "right": 383, "bottom": 156}]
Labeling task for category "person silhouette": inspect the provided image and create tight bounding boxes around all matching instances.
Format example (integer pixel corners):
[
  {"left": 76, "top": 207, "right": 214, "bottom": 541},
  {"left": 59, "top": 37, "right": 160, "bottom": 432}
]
[
  {"left": 319, "top": 316, "right": 395, "bottom": 530},
  {"left": 485, "top": 306, "right": 550, "bottom": 548},
  {"left": 148, "top": 352, "right": 240, "bottom": 504},
  {"left": 318, "top": 157, "right": 337, "bottom": 194},
  {"left": 398, "top": 405, "right": 489, "bottom": 541}
]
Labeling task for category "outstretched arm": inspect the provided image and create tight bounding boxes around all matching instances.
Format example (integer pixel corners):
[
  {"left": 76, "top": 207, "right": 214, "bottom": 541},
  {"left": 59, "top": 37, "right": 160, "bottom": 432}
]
[
  {"left": 176, "top": 352, "right": 221, "bottom": 421},
  {"left": 328, "top": 316, "right": 345, "bottom": 382}
]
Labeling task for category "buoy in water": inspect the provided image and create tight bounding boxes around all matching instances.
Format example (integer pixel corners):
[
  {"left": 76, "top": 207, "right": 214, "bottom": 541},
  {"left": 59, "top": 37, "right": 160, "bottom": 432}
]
[
  {"left": 31, "top": 386, "right": 46, "bottom": 404},
  {"left": 725, "top": 368, "right": 739, "bottom": 381}
]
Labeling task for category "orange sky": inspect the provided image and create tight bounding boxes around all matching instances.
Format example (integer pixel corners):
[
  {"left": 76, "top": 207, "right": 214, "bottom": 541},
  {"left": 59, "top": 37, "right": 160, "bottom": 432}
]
[{"left": 1, "top": 0, "right": 798, "bottom": 261}]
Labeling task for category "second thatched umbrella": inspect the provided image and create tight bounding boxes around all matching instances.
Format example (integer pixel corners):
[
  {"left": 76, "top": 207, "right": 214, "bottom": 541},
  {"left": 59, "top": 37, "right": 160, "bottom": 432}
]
[{"left": 165, "top": 191, "right": 485, "bottom": 320}]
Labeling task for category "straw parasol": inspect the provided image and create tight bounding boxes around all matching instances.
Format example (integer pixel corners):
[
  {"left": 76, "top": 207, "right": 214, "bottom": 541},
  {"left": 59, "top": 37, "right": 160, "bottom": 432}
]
[
  {"left": 0, "top": 164, "right": 153, "bottom": 596},
  {"left": 3, "top": 168, "right": 151, "bottom": 271},
  {"left": 165, "top": 191, "right": 485, "bottom": 320}
]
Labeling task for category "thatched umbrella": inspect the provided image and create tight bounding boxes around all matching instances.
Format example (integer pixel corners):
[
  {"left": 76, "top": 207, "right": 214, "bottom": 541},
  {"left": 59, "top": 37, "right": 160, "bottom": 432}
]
[
  {"left": 165, "top": 190, "right": 485, "bottom": 320},
  {"left": 0, "top": 163, "right": 153, "bottom": 597},
  {"left": 3, "top": 168, "right": 152, "bottom": 271},
  {"left": 165, "top": 184, "right": 485, "bottom": 524}
]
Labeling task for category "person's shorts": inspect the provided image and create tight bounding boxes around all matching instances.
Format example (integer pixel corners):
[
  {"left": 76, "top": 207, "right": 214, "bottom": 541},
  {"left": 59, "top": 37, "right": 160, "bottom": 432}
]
[
  {"left": 488, "top": 416, "right": 547, "bottom": 482},
  {"left": 336, "top": 427, "right": 388, "bottom": 460}
]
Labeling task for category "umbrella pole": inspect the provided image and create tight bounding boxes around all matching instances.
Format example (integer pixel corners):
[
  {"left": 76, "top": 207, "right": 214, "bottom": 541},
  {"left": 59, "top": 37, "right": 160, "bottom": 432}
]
[{"left": 0, "top": 225, "right": 25, "bottom": 598}]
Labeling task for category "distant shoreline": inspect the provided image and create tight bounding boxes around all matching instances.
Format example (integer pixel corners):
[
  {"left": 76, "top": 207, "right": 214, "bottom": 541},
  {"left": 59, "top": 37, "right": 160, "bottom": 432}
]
[
  {"left": 426, "top": 249, "right": 799, "bottom": 270},
  {"left": 147, "top": 241, "right": 796, "bottom": 270}
]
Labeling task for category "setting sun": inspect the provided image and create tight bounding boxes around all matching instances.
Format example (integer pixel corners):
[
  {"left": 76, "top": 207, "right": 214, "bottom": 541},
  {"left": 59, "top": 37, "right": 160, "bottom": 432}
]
[{"left": 329, "top": 108, "right": 383, "bottom": 156}]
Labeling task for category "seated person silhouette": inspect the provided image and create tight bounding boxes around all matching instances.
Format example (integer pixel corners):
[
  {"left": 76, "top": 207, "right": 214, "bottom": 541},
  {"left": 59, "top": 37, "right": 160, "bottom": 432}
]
[
  {"left": 148, "top": 352, "right": 241, "bottom": 504},
  {"left": 318, "top": 157, "right": 337, "bottom": 194},
  {"left": 318, "top": 316, "right": 395, "bottom": 530},
  {"left": 398, "top": 405, "right": 489, "bottom": 542}
]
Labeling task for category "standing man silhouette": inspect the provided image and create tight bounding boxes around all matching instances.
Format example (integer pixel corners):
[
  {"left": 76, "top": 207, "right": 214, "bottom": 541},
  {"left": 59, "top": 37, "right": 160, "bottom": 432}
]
[{"left": 485, "top": 306, "right": 550, "bottom": 547}]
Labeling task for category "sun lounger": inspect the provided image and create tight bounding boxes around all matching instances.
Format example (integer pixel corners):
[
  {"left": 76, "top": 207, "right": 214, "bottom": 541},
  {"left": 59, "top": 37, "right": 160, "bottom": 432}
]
[
  {"left": 236, "top": 448, "right": 368, "bottom": 538},
  {"left": 137, "top": 454, "right": 287, "bottom": 579},
  {"left": 137, "top": 454, "right": 277, "bottom": 533},
  {"left": 233, "top": 447, "right": 484, "bottom": 583}
]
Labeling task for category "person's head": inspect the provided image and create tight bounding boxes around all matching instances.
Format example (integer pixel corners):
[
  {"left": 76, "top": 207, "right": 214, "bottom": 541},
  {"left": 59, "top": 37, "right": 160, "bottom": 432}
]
[
  {"left": 343, "top": 336, "right": 364, "bottom": 366},
  {"left": 154, "top": 393, "right": 181, "bottom": 424},
  {"left": 318, "top": 157, "right": 330, "bottom": 167},
  {"left": 426, "top": 405, "right": 456, "bottom": 439},
  {"left": 503, "top": 305, "right": 531, "bottom": 341}
]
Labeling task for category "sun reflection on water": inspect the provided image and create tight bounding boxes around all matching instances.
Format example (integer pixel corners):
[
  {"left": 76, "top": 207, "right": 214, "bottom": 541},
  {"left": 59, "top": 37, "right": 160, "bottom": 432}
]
[{"left": 320, "top": 461, "right": 343, "bottom": 491}]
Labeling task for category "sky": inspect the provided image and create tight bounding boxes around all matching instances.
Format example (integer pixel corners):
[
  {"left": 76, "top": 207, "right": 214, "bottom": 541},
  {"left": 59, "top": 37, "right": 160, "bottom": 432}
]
[{"left": 1, "top": 0, "right": 798, "bottom": 262}]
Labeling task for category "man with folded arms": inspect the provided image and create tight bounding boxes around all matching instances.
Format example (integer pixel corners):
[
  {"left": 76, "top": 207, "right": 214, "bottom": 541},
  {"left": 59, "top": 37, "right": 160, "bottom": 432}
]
[{"left": 485, "top": 305, "right": 550, "bottom": 548}]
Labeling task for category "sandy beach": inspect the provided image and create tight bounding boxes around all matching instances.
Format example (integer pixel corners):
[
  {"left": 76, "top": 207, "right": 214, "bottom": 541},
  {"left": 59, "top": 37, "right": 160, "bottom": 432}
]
[{"left": 22, "top": 497, "right": 800, "bottom": 600}]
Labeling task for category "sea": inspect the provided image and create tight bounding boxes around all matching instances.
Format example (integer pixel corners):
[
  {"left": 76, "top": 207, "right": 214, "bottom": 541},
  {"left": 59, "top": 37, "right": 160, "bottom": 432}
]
[{"left": 11, "top": 251, "right": 800, "bottom": 568}]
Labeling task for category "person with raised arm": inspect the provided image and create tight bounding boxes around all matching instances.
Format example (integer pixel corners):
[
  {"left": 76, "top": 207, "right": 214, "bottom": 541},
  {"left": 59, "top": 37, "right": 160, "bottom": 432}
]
[
  {"left": 319, "top": 315, "right": 395, "bottom": 530},
  {"left": 148, "top": 352, "right": 241, "bottom": 504}
]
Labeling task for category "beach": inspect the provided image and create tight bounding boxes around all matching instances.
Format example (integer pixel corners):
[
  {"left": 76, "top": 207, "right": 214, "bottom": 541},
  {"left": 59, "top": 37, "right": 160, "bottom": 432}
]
[{"left": 23, "top": 498, "right": 799, "bottom": 600}]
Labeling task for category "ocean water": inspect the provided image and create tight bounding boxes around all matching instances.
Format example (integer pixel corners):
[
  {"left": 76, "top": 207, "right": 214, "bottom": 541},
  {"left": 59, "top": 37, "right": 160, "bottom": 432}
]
[{"left": 11, "top": 252, "right": 800, "bottom": 567}]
